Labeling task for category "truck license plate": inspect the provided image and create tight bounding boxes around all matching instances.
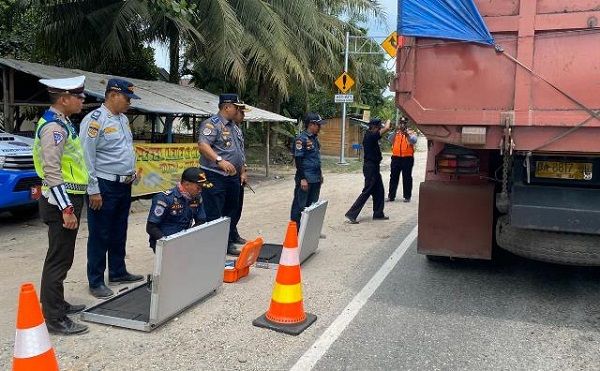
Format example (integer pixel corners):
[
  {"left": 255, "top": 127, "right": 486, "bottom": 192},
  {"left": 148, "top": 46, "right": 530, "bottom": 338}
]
[{"left": 535, "top": 161, "right": 592, "bottom": 180}]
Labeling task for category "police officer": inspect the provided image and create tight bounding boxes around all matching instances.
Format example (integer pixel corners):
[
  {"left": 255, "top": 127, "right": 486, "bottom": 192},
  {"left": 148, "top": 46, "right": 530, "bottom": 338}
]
[
  {"left": 290, "top": 113, "right": 325, "bottom": 229},
  {"left": 146, "top": 167, "right": 212, "bottom": 252},
  {"left": 80, "top": 78, "right": 143, "bottom": 299},
  {"left": 387, "top": 116, "right": 417, "bottom": 202},
  {"left": 345, "top": 118, "right": 392, "bottom": 224},
  {"left": 197, "top": 94, "right": 247, "bottom": 255},
  {"left": 33, "top": 76, "right": 89, "bottom": 335},
  {"left": 230, "top": 102, "right": 251, "bottom": 245}
]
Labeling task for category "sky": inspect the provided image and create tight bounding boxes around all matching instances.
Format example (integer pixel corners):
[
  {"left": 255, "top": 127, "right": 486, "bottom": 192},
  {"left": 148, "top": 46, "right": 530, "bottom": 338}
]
[{"left": 153, "top": 0, "right": 398, "bottom": 70}]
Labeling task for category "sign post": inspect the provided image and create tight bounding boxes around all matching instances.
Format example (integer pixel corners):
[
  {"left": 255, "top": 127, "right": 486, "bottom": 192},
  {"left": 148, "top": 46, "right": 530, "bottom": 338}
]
[{"left": 336, "top": 31, "right": 353, "bottom": 165}]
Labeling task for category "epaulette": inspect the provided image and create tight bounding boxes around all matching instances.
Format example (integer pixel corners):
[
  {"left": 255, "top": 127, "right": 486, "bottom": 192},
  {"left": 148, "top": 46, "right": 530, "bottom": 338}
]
[
  {"left": 162, "top": 189, "right": 173, "bottom": 196},
  {"left": 210, "top": 115, "right": 220, "bottom": 124},
  {"left": 91, "top": 110, "right": 101, "bottom": 120}
]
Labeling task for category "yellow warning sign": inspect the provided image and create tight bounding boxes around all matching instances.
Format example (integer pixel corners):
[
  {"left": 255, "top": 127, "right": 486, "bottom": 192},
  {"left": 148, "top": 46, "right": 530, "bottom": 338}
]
[
  {"left": 381, "top": 31, "right": 402, "bottom": 58},
  {"left": 334, "top": 72, "right": 355, "bottom": 94}
]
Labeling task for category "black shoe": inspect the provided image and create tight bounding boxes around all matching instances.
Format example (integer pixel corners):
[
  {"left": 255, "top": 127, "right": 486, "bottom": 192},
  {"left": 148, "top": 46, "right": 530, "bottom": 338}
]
[
  {"left": 373, "top": 215, "right": 390, "bottom": 220},
  {"left": 109, "top": 273, "right": 144, "bottom": 285},
  {"left": 227, "top": 243, "right": 242, "bottom": 256},
  {"left": 65, "top": 303, "right": 86, "bottom": 314},
  {"left": 89, "top": 284, "right": 114, "bottom": 299},
  {"left": 46, "top": 316, "right": 89, "bottom": 335},
  {"left": 386, "top": 198, "right": 395, "bottom": 202},
  {"left": 231, "top": 235, "right": 247, "bottom": 245},
  {"left": 403, "top": 198, "right": 411, "bottom": 203},
  {"left": 345, "top": 215, "right": 359, "bottom": 224}
]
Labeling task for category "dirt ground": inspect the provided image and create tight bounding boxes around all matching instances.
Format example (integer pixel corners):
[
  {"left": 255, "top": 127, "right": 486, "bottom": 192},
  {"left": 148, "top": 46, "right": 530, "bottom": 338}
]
[{"left": 0, "top": 142, "right": 426, "bottom": 370}]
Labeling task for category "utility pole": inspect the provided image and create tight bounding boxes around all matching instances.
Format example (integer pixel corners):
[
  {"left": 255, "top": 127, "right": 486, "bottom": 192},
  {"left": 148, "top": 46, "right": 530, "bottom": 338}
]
[{"left": 338, "top": 31, "right": 350, "bottom": 165}]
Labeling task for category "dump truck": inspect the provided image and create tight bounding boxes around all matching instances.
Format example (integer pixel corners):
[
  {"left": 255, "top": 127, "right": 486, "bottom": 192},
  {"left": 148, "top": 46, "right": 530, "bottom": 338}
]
[{"left": 395, "top": 0, "right": 600, "bottom": 265}]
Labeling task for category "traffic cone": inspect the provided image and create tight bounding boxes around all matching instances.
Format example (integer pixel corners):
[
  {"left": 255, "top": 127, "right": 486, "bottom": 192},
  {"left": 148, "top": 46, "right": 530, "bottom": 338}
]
[
  {"left": 12, "top": 283, "right": 59, "bottom": 371},
  {"left": 253, "top": 221, "right": 317, "bottom": 335}
]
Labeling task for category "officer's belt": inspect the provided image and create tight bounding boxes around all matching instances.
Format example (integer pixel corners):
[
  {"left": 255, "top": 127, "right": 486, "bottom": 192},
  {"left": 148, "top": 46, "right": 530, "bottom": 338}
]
[
  {"left": 42, "top": 180, "right": 87, "bottom": 192},
  {"left": 97, "top": 171, "right": 136, "bottom": 184}
]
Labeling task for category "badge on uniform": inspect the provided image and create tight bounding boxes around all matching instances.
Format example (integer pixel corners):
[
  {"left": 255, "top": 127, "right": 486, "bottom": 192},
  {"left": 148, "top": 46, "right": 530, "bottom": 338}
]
[
  {"left": 53, "top": 131, "right": 64, "bottom": 146},
  {"left": 154, "top": 205, "right": 165, "bottom": 217},
  {"left": 307, "top": 139, "right": 314, "bottom": 150},
  {"left": 104, "top": 126, "right": 118, "bottom": 134},
  {"left": 88, "top": 121, "right": 100, "bottom": 138},
  {"left": 91, "top": 110, "right": 101, "bottom": 120},
  {"left": 203, "top": 127, "right": 212, "bottom": 136},
  {"left": 295, "top": 139, "right": 303, "bottom": 150}
]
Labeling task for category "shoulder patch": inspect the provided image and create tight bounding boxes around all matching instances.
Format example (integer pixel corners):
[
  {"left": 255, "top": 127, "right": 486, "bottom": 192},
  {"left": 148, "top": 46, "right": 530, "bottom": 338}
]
[
  {"left": 91, "top": 110, "right": 101, "bottom": 120},
  {"left": 53, "top": 131, "right": 64, "bottom": 146},
  {"left": 205, "top": 123, "right": 214, "bottom": 129},
  {"left": 210, "top": 116, "right": 220, "bottom": 124},
  {"left": 162, "top": 190, "right": 173, "bottom": 195},
  {"left": 202, "top": 127, "right": 213, "bottom": 136},
  {"left": 153, "top": 205, "right": 165, "bottom": 217},
  {"left": 87, "top": 121, "right": 100, "bottom": 138},
  {"left": 295, "top": 139, "right": 303, "bottom": 150}
]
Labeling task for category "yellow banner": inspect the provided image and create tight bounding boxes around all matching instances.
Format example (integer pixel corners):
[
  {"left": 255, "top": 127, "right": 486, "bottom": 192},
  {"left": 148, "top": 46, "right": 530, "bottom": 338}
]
[{"left": 132, "top": 143, "right": 199, "bottom": 197}]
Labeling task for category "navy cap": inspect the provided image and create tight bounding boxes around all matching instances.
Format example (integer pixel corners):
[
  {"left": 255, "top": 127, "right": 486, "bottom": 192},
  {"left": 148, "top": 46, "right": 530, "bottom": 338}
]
[
  {"left": 368, "top": 118, "right": 382, "bottom": 127},
  {"left": 303, "top": 113, "right": 326, "bottom": 126},
  {"left": 106, "top": 78, "right": 140, "bottom": 99},
  {"left": 181, "top": 167, "right": 213, "bottom": 189},
  {"left": 219, "top": 93, "right": 244, "bottom": 106}
]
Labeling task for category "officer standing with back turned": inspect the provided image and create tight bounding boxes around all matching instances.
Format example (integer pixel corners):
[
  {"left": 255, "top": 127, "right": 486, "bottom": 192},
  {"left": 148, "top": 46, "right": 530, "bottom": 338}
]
[{"left": 33, "top": 76, "right": 89, "bottom": 335}]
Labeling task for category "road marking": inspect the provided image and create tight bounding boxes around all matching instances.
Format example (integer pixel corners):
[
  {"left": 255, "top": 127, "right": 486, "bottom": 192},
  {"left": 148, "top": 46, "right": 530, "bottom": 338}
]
[{"left": 291, "top": 225, "right": 418, "bottom": 371}]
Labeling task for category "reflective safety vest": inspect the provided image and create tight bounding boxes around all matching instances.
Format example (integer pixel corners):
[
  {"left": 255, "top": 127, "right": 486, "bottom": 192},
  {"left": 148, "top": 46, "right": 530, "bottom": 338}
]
[
  {"left": 33, "top": 110, "right": 88, "bottom": 194},
  {"left": 391, "top": 132, "right": 414, "bottom": 157}
]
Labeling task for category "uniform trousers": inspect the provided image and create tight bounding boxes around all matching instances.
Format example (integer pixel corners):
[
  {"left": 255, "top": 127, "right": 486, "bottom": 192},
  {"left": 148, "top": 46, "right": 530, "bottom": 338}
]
[
  {"left": 388, "top": 156, "right": 414, "bottom": 201},
  {"left": 86, "top": 178, "right": 131, "bottom": 288},
  {"left": 203, "top": 171, "right": 241, "bottom": 242},
  {"left": 345, "top": 161, "right": 385, "bottom": 220},
  {"left": 39, "top": 194, "right": 84, "bottom": 320},
  {"left": 290, "top": 179, "right": 321, "bottom": 230}
]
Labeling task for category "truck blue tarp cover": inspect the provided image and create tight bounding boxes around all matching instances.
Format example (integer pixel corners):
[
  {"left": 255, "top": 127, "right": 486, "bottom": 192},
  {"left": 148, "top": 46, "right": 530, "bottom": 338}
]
[{"left": 397, "top": 0, "right": 494, "bottom": 45}]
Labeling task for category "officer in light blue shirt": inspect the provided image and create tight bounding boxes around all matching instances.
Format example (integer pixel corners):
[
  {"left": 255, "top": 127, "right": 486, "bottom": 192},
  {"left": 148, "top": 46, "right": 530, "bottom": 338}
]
[{"left": 79, "top": 78, "right": 143, "bottom": 299}]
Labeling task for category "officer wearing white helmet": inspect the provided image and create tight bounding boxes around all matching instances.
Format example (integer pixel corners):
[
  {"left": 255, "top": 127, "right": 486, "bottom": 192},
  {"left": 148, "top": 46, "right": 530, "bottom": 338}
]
[{"left": 33, "top": 76, "right": 89, "bottom": 335}]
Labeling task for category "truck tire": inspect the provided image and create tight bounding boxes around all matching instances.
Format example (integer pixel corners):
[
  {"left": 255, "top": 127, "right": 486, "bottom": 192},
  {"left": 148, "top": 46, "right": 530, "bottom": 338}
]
[{"left": 496, "top": 215, "right": 600, "bottom": 266}]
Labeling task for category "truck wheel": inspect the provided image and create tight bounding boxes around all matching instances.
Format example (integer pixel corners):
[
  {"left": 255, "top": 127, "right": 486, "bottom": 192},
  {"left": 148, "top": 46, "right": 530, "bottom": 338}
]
[{"left": 496, "top": 215, "right": 600, "bottom": 266}]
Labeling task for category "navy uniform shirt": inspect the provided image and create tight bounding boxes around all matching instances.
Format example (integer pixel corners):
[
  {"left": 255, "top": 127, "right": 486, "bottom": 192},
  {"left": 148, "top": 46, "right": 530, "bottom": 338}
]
[
  {"left": 147, "top": 186, "right": 206, "bottom": 249},
  {"left": 294, "top": 130, "right": 322, "bottom": 183},
  {"left": 198, "top": 114, "right": 245, "bottom": 176},
  {"left": 363, "top": 130, "right": 382, "bottom": 163}
]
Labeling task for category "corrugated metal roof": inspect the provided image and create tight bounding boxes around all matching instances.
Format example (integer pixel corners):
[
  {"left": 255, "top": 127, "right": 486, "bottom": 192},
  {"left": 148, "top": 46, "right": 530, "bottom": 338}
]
[{"left": 0, "top": 58, "right": 296, "bottom": 123}]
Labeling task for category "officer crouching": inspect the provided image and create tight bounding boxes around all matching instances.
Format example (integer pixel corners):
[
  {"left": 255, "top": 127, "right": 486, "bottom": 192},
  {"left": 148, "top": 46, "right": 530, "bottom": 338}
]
[{"left": 146, "top": 167, "right": 213, "bottom": 252}]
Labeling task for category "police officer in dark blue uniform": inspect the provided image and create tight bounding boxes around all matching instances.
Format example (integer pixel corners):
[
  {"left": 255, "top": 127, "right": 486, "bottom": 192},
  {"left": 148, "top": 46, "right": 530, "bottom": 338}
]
[
  {"left": 197, "top": 94, "right": 247, "bottom": 255},
  {"left": 290, "top": 113, "right": 325, "bottom": 229},
  {"left": 146, "top": 167, "right": 212, "bottom": 252}
]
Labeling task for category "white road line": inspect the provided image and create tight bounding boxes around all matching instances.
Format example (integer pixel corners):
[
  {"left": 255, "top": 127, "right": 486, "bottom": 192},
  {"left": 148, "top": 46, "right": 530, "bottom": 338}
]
[{"left": 291, "top": 225, "right": 418, "bottom": 371}]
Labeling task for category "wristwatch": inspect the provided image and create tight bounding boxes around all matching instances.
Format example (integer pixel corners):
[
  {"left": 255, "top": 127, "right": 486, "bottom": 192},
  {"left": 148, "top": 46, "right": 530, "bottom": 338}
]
[{"left": 215, "top": 156, "right": 223, "bottom": 164}]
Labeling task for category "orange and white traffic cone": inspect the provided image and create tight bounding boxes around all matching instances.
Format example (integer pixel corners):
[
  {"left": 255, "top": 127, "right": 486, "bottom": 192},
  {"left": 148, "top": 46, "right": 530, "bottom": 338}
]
[
  {"left": 253, "top": 221, "right": 317, "bottom": 335},
  {"left": 12, "top": 283, "right": 59, "bottom": 371}
]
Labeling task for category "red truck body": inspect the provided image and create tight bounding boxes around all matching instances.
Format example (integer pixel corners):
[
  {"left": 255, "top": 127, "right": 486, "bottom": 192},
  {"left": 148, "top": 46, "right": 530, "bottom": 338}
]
[{"left": 395, "top": 1, "right": 600, "bottom": 264}]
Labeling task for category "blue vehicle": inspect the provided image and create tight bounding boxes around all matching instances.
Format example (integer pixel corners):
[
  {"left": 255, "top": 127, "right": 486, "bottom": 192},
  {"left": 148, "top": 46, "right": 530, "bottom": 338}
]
[{"left": 0, "top": 130, "right": 41, "bottom": 216}]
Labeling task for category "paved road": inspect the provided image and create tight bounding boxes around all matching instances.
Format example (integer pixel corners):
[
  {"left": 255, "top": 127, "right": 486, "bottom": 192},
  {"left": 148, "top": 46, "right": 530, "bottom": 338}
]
[{"left": 299, "top": 223, "right": 600, "bottom": 371}]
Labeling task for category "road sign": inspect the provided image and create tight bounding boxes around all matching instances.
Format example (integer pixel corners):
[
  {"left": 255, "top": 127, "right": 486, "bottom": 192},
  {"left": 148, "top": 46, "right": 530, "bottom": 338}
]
[
  {"left": 334, "top": 94, "right": 354, "bottom": 103},
  {"left": 334, "top": 72, "right": 355, "bottom": 94},
  {"left": 381, "top": 31, "right": 402, "bottom": 58}
]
